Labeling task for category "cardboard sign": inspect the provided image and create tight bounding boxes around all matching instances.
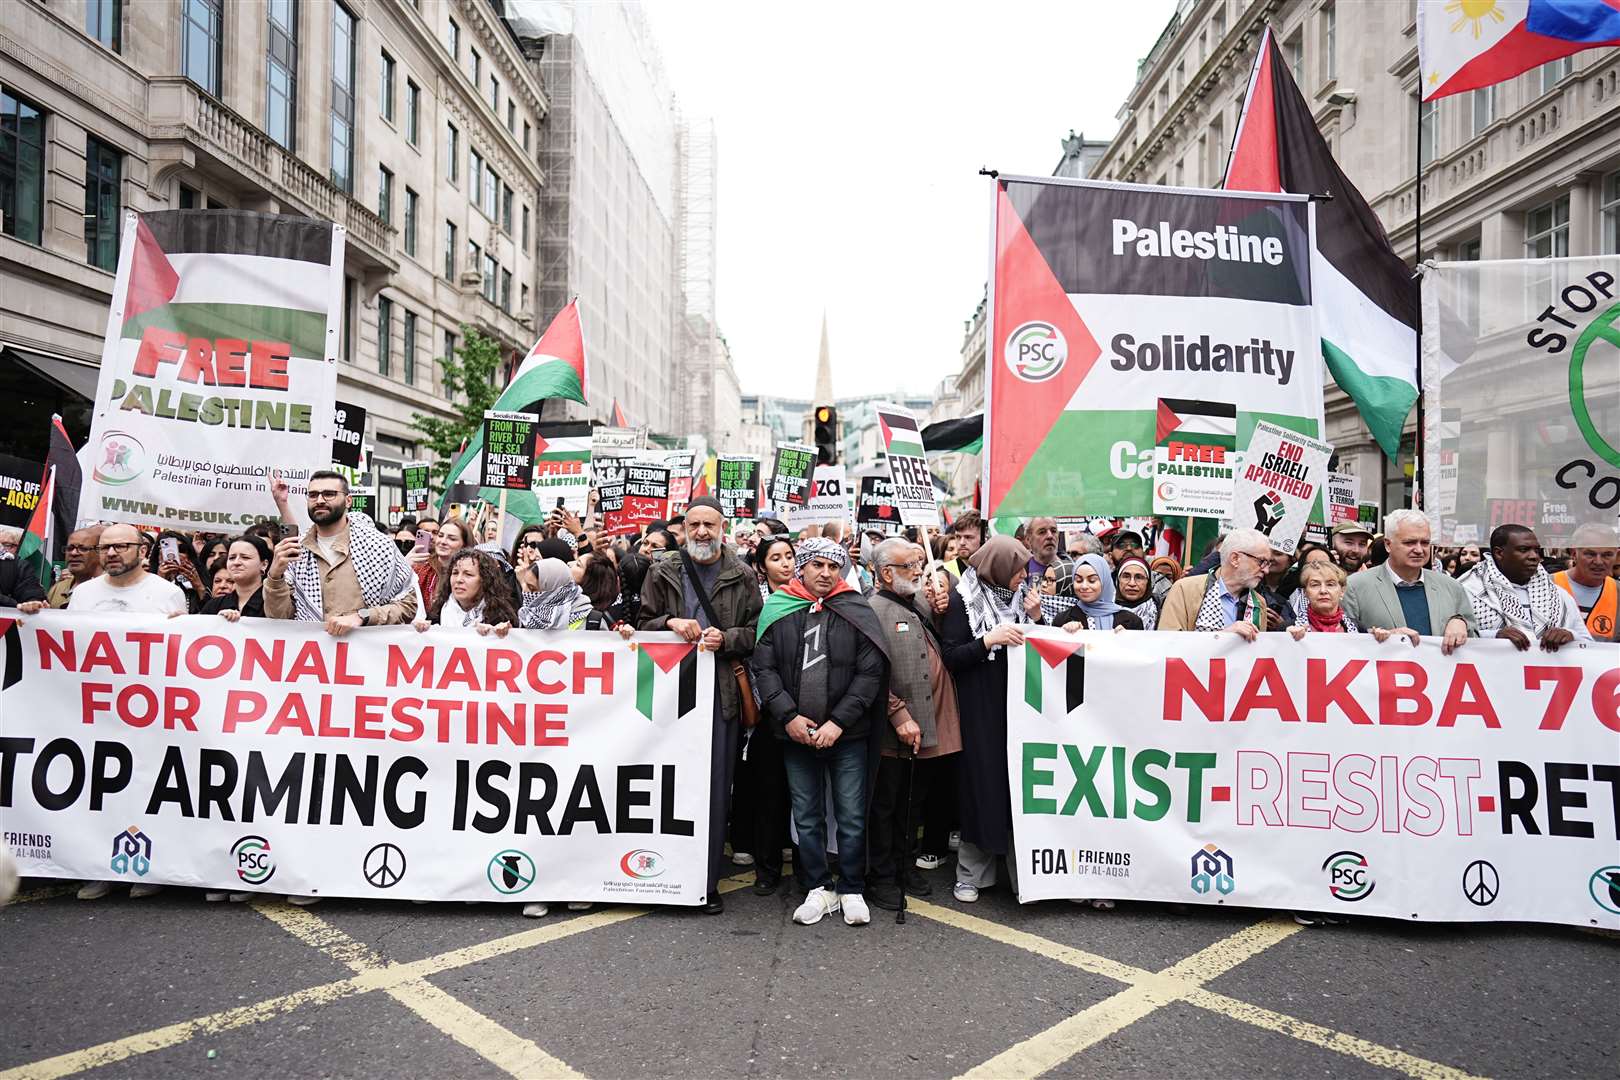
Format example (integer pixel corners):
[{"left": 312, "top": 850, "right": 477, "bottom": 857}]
[
  {"left": 532, "top": 421, "right": 593, "bottom": 516},
  {"left": 1326, "top": 471, "right": 1359, "bottom": 525},
  {"left": 604, "top": 462, "right": 670, "bottom": 537},
  {"left": 785, "top": 465, "right": 849, "bottom": 530},
  {"left": 332, "top": 401, "right": 367, "bottom": 468},
  {"left": 876, "top": 402, "right": 939, "bottom": 528},
  {"left": 0, "top": 454, "right": 45, "bottom": 530},
  {"left": 348, "top": 487, "right": 378, "bottom": 520},
  {"left": 856, "top": 475, "right": 899, "bottom": 527},
  {"left": 1227, "top": 420, "right": 1333, "bottom": 554},
  {"left": 402, "top": 462, "right": 431, "bottom": 512},
  {"left": 768, "top": 443, "right": 817, "bottom": 508},
  {"left": 1151, "top": 398, "right": 1236, "bottom": 517},
  {"left": 664, "top": 450, "right": 696, "bottom": 515},
  {"left": 716, "top": 456, "right": 761, "bottom": 519},
  {"left": 481, "top": 411, "right": 539, "bottom": 490}
]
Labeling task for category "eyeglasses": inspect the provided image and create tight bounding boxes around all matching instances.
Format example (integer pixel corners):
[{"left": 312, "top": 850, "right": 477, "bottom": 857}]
[
  {"left": 97, "top": 542, "right": 140, "bottom": 553},
  {"left": 521, "top": 541, "right": 545, "bottom": 551},
  {"left": 306, "top": 489, "right": 346, "bottom": 501},
  {"left": 1234, "top": 551, "right": 1270, "bottom": 565},
  {"left": 894, "top": 560, "right": 926, "bottom": 572},
  {"left": 66, "top": 544, "right": 95, "bottom": 554}
]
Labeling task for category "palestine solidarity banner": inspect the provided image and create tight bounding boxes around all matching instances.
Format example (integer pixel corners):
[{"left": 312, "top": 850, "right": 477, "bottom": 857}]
[
  {"left": 0, "top": 611, "right": 714, "bottom": 905},
  {"left": 84, "top": 210, "right": 343, "bottom": 529},
  {"left": 1007, "top": 628, "right": 1620, "bottom": 928},
  {"left": 986, "top": 177, "right": 1322, "bottom": 518}
]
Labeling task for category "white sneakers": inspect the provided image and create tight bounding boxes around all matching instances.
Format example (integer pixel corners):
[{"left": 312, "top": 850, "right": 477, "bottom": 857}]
[
  {"left": 76, "top": 880, "right": 112, "bottom": 900},
  {"left": 522, "top": 902, "right": 549, "bottom": 918},
  {"left": 792, "top": 886, "right": 842, "bottom": 925},
  {"left": 914, "top": 854, "right": 946, "bottom": 871},
  {"left": 953, "top": 881, "right": 980, "bottom": 903},
  {"left": 841, "top": 893, "right": 870, "bottom": 926}
]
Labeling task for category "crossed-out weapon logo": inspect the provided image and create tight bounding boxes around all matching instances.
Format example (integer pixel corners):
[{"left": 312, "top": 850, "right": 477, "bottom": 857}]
[
  {"left": 1590, "top": 865, "right": 1620, "bottom": 916},
  {"left": 1323, "top": 850, "right": 1374, "bottom": 902},
  {"left": 231, "top": 835, "right": 276, "bottom": 886},
  {"left": 1004, "top": 321, "right": 1068, "bottom": 382},
  {"left": 110, "top": 825, "right": 153, "bottom": 877},
  {"left": 488, "top": 850, "right": 536, "bottom": 895},
  {"left": 620, "top": 849, "right": 665, "bottom": 880},
  {"left": 1189, "top": 843, "right": 1235, "bottom": 897}
]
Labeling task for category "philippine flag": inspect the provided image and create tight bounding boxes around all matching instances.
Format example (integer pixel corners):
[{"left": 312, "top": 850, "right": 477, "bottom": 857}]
[{"left": 1418, "top": 0, "right": 1620, "bottom": 100}]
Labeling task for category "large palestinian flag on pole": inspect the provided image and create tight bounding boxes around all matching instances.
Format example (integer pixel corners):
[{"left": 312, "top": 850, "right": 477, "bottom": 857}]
[
  {"left": 440, "top": 299, "right": 590, "bottom": 523},
  {"left": 1225, "top": 27, "right": 1419, "bottom": 461},
  {"left": 985, "top": 176, "right": 1322, "bottom": 519},
  {"left": 83, "top": 210, "right": 343, "bottom": 528}
]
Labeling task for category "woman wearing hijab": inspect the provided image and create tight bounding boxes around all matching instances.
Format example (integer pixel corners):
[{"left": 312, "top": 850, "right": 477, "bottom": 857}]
[
  {"left": 940, "top": 535, "right": 1048, "bottom": 903},
  {"left": 516, "top": 557, "right": 595, "bottom": 630},
  {"left": 1111, "top": 554, "right": 1159, "bottom": 630},
  {"left": 1056, "top": 553, "right": 1143, "bottom": 632}
]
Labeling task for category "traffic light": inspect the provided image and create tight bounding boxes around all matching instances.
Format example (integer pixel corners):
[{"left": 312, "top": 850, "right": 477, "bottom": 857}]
[{"left": 814, "top": 405, "right": 838, "bottom": 464}]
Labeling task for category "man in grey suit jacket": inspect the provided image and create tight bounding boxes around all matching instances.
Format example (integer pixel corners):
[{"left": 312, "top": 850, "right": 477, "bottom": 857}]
[{"left": 1345, "top": 509, "right": 1477, "bottom": 654}]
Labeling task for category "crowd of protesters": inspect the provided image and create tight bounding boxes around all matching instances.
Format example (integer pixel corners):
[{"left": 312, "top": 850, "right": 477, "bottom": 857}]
[{"left": 6, "top": 477, "right": 1617, "bottom": 925}]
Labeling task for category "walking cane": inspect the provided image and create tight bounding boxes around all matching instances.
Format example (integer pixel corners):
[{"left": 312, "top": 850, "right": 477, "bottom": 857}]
[{"left": 896, "top": 746, "right": 917, "bottom": 925}]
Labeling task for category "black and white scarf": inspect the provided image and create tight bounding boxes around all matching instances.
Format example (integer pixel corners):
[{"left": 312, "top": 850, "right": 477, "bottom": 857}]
[
  {"left": 1193, "top": 574, "right": 1261, "bottom": 632},
  {"left": 958, "top": 566, "right": 1067, "bottom": 647},
  {"left": 1131, "top": 599, "right": 1159, "bottom": 631},
  {"left": 1468, "top": 557, "right": 1565, "bottom": 635},
  {"left": 287, "top": 513, "right": 415, "bottom": 623},
  {"left": 437, "top": 594, "right": 486, "bottom": 628},
  {"left": 520, "top": 582, "right": 593, "bottom": 630}
]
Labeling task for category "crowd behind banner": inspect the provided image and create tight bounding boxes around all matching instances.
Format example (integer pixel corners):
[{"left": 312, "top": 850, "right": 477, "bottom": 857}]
[{"left": 4, "top": 467, "right": 1617, "bottom": 928}]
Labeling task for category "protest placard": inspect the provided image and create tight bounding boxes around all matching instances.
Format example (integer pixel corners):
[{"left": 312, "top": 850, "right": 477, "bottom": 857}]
[
  {"left": 604, "top": 462, "right": 670, "bottom": 536},
  {"left": 481, "top": 411, "right": 539, "bottom": 490},
  {"left": 1228, "top": 420, "right": 1333, "bottom": 553},
  {"left": 768, "top": 442, "right": 817, "bottom": 508},
  {"left": 785, "top": 465, "right": 849, "bottom": 530},
  {"left": 876, "top": 403, "right": 939, "bottom": 527},
  {"left": 402, "top": 462, "right": 431, "bottom": 512},
  {"left": 0, "top": 454, "right": 45, "bottom": 530},
  {"left": 1151, "top": 398, "right": 1237, "bottom": 517},
  {"left": 332, "top": 401, "right": 366, "bottom": 469},
  {"left": 715, "top": 456, "right": 760, "bottom": 519},
  {"left": 1326, "top": 471, "right": 1360, "bottom": 524},
  {"left": 856, "top": 475, "right": 898, "bottom": 527},
  {"left": 532, "top": 421, "right": 592, "bottom": 515}
]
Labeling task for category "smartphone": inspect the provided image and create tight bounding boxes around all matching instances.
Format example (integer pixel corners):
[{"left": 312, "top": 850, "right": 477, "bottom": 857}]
[
  {"left": 414, "top": 528, "right": 432, "bottom": 554},
  {"left": 160, "top": 537, "right": 180, "bottom": 564},
  {"left": 278, "top": 523, "right": 299, "bottom": 543}
]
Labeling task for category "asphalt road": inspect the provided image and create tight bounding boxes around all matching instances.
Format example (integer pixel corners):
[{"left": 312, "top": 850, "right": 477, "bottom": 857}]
[{"left": 1, "top": 857, "right": 1616, "bottom": 1080}]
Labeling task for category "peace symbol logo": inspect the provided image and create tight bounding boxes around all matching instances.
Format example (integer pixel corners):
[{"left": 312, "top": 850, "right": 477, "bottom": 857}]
[
  {"left": 1462, "top": 860, "right": 1499, "bottom": 907},
  {"left": 362, "top": 843, "right": 407, "bottom": 889}
]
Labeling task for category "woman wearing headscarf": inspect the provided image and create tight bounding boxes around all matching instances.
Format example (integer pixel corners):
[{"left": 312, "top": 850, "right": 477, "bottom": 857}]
[
  {"left": 940, "top": 535, "right": 1048, "bottom": 903},
  {"left": 516, "top": 557, "right": 595, "bottom": 630},
  {"left": 1041, "top": 555, "right": 1077, "bottom": 598},
  {"left": 1055, "top": 553, "right": 1144, "bottom": 632},
  {"left": 1111, "top": 554, "right": 1160, "bottom": 631}
]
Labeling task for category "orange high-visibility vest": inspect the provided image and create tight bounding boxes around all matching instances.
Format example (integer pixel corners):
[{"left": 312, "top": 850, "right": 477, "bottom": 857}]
[{"left": 1553, "top": 571, "right": 1617, "bottom": 640}]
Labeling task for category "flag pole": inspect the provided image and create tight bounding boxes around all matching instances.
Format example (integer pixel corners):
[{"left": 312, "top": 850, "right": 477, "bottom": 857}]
[{"left": 1412, "top": 93, "right": 1426, "bottom": 514}]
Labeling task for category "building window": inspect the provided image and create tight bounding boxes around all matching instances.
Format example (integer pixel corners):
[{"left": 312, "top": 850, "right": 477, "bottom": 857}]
[
  {"left": 444, "top": 220, "right": 457, "bottom": 277},
  {"left": 484, "top": 165, "right": 498, "bottom": 219},
  {"left": 446, "top": 123, "right": 459, "bottom": 183},
  {"left": 342, "top": 278, "right": 355, "bottom": 363},
  {"left": 1540, "top": 57, "right": 1572, "bottom": 96},
  {"left": 378, "top": 295, "right": 393, "bottom": 376},
  {"left": 329, "top": 3, "right": 356, "bottom": 193},
  {"left": 182, "top": 0, "right": 223, "bottom": 97},
  {"left": 83, "top": 136, "right": 121, "bottom": 271},
  {"left": 507, "top": 100, "right": 517, "bottom": 134},
  {"left": 266, "top": 0, "right": 298, "bottom": 151},
  {"left": 489, "top": 75, "right": 499, "bottom": 113},
  {"left": 470, "top": 150, "right": 484, "bottom": 210},
  {"left": 482, "top": 253, "right": 497, "bottom": 303},
  {"left": 378, "top": 165, "right": 393, "bottom": 225},
  {"left": 403, "top": 187, "right": 417, "bottom": 257},
  {"left": 1285, "top": 32, "right": 1303, "bottom": 86},
  {"left": 402, "top": 309, "right": 417, "bottom": 385},
  {"left": 1212, "top": 2, "right": 1226, "bottom": 38},
  {"left": 470, "top": 48, "right": 480, "bottom": 86},
  {"left": 469, "top": 239, "right": 480, "bottom": 278},
  {"left": 178, "top": 184, "right": 198, "bottom": 209},
  {"left": 380, "top": 51, "right": 395, "bottom": 123},
  {"left": 406, "top": 80, "right": 420, "bottom": 145},
  {"left": 501, "top": 184, "right": 513, "bottom": 233},
  {"left": 1603, "top": 171, "right": 1620, "bottom": 254},
  {"left": 447, "top": 17, "right": 459, "bottom": 61},
  {"left": 521, "top": 203, "right": 530, "bottom": 248},
  {"left": 520, "top": 283, "right": 529, "bottom": 312},
  {"left": 1526, "top": 195, "right": 1570, "bottom": 259},
  {"left": 1323, "top": 4, "right": 1336, "bottom": 81},
  {"left": 1175, "top": 60, "right": 1185, "bottom": 94},
  {"left": 500, "top": 268, "right": 512, "bottom": 312},
  {"left": 1471, "top": 87, "right": 1494, "bottom": 138},
  {"left": 523, "top": 120, "right": 531, "bottom": 151},
  {"left": 0, "top": 88, "right": 45, "bottom": 245},
  {"left": 86, "top": 0, "right": 121, "bottom": 51},
  {"left": 1417, "top": 95, "right": 1438, "bottom": 168}
]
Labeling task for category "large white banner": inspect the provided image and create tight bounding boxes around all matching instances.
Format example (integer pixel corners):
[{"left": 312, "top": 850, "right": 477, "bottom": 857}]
[
  {"left": 0, "top": 612, "right": 714, "bottom": 905},
  {"left": 1008, "top": 628, "right": 1620, "bottom": 928},
  {"left": 83, "top": 210, "right": 343, "bottom": 530}
]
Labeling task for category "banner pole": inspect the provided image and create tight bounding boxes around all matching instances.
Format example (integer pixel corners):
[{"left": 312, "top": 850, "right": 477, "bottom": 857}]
[{"left": 1412, "top": 93, "right": 1426, "bottom": 512}]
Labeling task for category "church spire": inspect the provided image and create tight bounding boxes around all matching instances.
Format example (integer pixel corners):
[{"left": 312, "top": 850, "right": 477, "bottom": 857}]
[{"left": 813, "top": 310, "right": 834, "bottom": 405}]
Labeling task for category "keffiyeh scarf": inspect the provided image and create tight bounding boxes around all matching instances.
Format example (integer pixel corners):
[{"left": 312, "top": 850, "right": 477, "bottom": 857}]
[
  {"left": 1470, "top": 557, "right": 1565, "bottom": 635},
  {"left": 521, "top": 582, "right": 593, "bottom": 630},
  {"left": 1193, "top": 574, "right": 1262, "bottom": 632},
  {"left": 437, "top": 594, "right": 486, "bottom": 628},
  {"left": 287, "top": 513, "right": 415, "bottom": 623},
  {"left": 958, "top": 566, "right": 1068, "bottom": 645}
]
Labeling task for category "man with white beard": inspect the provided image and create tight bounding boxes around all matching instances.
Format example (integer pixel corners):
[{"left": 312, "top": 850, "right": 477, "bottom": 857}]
[{"left": 637, "top": 497, "right": 764, "bottom": 913}]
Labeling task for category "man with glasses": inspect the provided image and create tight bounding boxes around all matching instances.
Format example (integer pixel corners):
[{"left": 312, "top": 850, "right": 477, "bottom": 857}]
[
  {"left": 264, "top": 469, "right": 417, "bottom": 633},
  {"left": 1344, "top": 509, "right": 1475, "bottom": 654},
  {"left": 1158, "top": 527, "right": 1275, "bottom": 636},
  {"left": 867, "top": 539, "right": 960, "bottom": 911},
  {"left": 0, "top": 526, "right": 47, "bottom": 607},
  {"left": 46, "top": 526, "right": 104, "bottom": 608}
]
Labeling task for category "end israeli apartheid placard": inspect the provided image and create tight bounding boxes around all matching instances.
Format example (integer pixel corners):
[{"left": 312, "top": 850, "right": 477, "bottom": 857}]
[
  {"left": 481, "top": 411, "right": 539, "bottom": 490},
  {"left": 1228, "top": 420, "right": 1333, "bottom": 553}
]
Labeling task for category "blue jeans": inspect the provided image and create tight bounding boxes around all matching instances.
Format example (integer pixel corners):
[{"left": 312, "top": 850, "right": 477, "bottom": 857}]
[{"left": 782, "top": 738, "right": 868, "bottom": 894}]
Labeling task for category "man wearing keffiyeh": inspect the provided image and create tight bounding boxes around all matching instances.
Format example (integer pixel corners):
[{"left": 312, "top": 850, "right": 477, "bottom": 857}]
[{"left": 1459, "top": 524, "right": 1588, "bottom": 652}]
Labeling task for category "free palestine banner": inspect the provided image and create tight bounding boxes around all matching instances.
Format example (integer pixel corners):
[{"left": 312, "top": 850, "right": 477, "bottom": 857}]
[
  {"left": 1, "top": 612, "right": 714, "bottom": 905},
  {"left": 985, "top": 177, "right": 1323, "bottom": 518},
  {"left": 1006, "top": 628, "right": 1620, "bottom": 928},
  {"left": 84, "top": 210, "right": 343, "bottom": 529}
]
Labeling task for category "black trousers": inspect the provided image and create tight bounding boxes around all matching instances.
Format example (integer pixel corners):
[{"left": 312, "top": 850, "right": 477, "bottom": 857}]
[
  {"left": 730, "top": 725, "right": 789, "bottom": 879},
  {"left": 868, "top": 753, "right": 932, "bottom": 887},
  {"left": 918, "top": 755, "right": 958, "bottom": 857}
]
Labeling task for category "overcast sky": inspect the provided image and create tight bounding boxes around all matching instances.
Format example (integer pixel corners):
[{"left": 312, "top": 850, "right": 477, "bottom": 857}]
[{"left": 642, "top": 0, "right": 1180, "bottom": 403}]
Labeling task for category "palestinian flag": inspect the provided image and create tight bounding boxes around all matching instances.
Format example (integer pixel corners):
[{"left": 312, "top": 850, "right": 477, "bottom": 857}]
[
  {"left": 440, "top": 300, "right": 591, "bottom": 523},
  {"left": 1156, "top": 398, "right": 1236, "bottom": 447},
  {"left": 45, "top": 414, "right": 81, "bottom": 551},
  {"left": 922, "top": 413, "right": 983, "bottom": 455},
  {"left": 634, "top": 642, "right": 699, "bottom": 722},
  {"left": 17, "top": 465, "right": 54, "bottom": 586},
  {"left": 611, "top": 398, "right": 631, "bottom": 427},
  {"left": 1023, "top": 636, "right": 1084, "bottom": 715},
  {"left": 1225, "top": 27, "right": 1419, "bottom": 460},
  {"left": 877, "top": 407, "right": 927, "bottom": 458}
]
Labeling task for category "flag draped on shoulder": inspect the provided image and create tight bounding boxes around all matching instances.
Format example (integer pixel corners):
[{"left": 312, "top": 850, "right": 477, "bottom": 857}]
[
  {"left": 1225, "top": 27, "right": 1420, "bottom": 461},
  {"left": 1418, "top": 0, "right": 1620, "bottom": 101},
  {"left": 440, "top": 299, "right": 590, "bottom": 520}
]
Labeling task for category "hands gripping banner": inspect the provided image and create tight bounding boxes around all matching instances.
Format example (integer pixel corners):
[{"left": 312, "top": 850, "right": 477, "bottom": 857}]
[
  {"left": 1007, "top": 628, "right": 1620, "bottom": 928},
  {"left": 0, "top": 612, "right": 715, "bottom": 905}
]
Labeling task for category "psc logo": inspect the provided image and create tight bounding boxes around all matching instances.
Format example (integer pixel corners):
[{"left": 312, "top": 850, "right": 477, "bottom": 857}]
[
  {"left": 1189, "top": 843, "right": 1234, "bottom": 896},
  {"left": 231, "top": 835, "right": 276, "bottom": 886},
  {"left": 1003, "top": 321, "right": 1067, "bottom": 382},
  {"left": 620, "top": 849, "right": 665, "bottom": 880},
  {"left": 1323, "top": 850, "right": 1374, "bottom": 902},
  {"left": 110, "top": 825, "right": 153, "bottom": 877}
]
